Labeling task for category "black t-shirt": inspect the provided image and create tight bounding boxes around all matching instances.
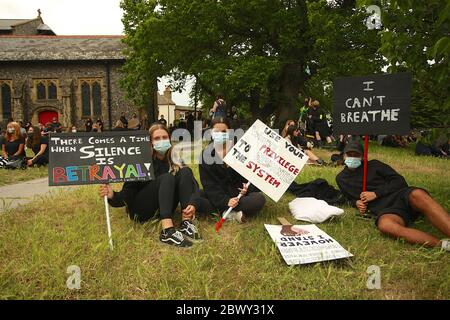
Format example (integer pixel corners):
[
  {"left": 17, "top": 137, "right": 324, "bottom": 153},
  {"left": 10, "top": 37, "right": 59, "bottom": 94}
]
[
  {"left": 153, "top": 156, "right": 170, "bottom": 177},
  {"left": 31, "top": 136, "right": 49, "bottom": 158},
  {"left": 4, "top": 137, "right": 25, "bottom": 158}
]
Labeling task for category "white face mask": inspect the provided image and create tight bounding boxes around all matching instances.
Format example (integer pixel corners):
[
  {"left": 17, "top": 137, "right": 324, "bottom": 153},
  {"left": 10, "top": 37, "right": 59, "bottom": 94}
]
[
  {"left": 7, "top": 128, "right": 15, "bottom": 134},
  {"left": 71, "top": 129, "right": 77, "bottom": 133}
]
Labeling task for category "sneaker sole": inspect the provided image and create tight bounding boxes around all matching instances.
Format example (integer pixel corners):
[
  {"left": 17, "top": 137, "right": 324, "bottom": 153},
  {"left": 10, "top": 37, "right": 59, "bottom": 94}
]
[{"left": 160, "top": 237, "right": 193, "bottom": 248}]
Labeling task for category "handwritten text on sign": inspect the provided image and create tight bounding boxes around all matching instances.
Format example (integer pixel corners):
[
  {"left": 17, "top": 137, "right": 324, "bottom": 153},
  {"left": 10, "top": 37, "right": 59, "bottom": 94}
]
[
  {"left": 333, "top": 73, "right": 411, "bottom": 135},
  {"left": 264, "top": 224, "right": 353, "bottom": 265},
  {"left": 223, "top": 120, "right": 308, "bottom": 202},
  {"left": 48, "top": 131, "right": 155, "bottom": 186}
]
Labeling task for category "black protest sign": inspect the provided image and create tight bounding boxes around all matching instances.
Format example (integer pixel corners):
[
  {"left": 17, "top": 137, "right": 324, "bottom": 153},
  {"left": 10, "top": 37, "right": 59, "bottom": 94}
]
[
  {"left": 48, "top": 131, "right": 155, "bottom": 186},
  {"left": 333, "top": 73, "right": 412, "bottom": 135}
]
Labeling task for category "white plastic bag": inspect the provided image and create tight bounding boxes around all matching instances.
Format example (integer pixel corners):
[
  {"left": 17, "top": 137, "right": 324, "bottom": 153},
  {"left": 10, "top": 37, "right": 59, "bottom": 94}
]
[{"left": 289, "top": 197, "right": 344, "bottom": 223}]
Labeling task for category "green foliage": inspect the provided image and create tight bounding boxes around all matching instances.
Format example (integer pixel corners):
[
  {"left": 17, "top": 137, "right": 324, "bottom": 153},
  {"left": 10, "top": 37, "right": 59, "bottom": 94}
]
[
  {"left": 120, "top": 0, "right": 449, "bottom": 128},
  {"left": 378, "top": 0, "right": 450, "bottom": 128},
  {"left": 120, "top": 0, "right": 382, "bottom": 126}
]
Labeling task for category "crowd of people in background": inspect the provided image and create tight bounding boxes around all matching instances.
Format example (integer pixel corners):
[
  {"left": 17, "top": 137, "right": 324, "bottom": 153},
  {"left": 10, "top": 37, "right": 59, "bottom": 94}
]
[
  {"left": 1, "top": 93, "right": 449, "bottom": 251},
  {"left": 1, "top": 93, "right": 448, "bottom": 171}
]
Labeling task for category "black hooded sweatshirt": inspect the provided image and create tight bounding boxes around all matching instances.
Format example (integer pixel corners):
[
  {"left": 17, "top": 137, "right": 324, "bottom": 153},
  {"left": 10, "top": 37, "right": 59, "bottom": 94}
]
[{"left": 336, "top": 160, "right": 410, "bottom": 215}]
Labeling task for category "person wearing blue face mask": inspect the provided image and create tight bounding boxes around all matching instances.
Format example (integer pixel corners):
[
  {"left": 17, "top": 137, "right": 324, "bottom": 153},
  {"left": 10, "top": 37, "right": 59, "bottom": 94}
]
[
  {"left": 199, "top": 118, "right": 266, "bottom": 223},
  {"left": 99, "top": 123, "right": 213, "bottom": 248},
  {"left": 336, "top": 141, "right": 450, "bottom": 251}
]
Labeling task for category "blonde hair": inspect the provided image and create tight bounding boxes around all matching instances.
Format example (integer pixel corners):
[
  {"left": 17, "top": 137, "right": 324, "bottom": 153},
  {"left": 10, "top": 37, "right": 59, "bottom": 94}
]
[
  {"left": 148, "top": 123, "right": 182, "bottom": 175},
  {"left": 5, "top": 121, "right": 21, "bottom": 141}
]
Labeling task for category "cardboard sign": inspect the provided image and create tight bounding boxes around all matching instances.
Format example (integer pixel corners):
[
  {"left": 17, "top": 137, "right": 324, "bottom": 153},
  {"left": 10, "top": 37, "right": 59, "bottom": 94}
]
[
  {"left": 264, "top": 224, "right": 353, "bottom": 265},
  {"left": 223, "top": 119, "right": 308, "bottom": 202},
  {"left": 333, "top": 73, "right": 412, "bottom": 135},
  {"left": 48, "top": 131, "right": 155, "bottom": 186}
]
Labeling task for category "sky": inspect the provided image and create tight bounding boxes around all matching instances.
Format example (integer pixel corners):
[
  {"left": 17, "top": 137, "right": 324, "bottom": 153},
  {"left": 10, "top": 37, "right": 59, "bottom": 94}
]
[{"left": 0, "top": 0, "right": 192, "bottom": 105}]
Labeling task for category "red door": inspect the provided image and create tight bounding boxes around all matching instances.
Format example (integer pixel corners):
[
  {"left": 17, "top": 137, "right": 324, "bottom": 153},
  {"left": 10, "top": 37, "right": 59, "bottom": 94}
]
[{"left": 39, "top": 111, "right": 58, "bottom": 125}]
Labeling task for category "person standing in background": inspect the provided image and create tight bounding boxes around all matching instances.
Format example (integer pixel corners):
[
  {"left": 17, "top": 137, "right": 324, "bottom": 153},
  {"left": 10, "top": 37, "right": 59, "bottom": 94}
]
[
  {"left": 210, "top": 94, "right": 227, "bottom": 119},
  {"left": 85, "top": 118, "right": 93, "bottom": 132}
]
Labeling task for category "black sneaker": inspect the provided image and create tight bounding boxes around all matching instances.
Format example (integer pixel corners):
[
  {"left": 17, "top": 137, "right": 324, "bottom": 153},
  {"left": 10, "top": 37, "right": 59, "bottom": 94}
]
[
  {"left": 179, "top": 219, "right": 202, "bottom": 241},
  {"left": 160, "top": 228, "right": 193, "bottom": 248}
]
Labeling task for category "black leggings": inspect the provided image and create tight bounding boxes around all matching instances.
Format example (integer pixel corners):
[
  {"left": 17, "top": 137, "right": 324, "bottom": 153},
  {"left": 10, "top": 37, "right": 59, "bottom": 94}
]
[
  {"left": 234, "top": 192, "right": 266, "bottom": 217},
  {"left": 27, "top": 155, "right": 48, "bottom": 166},
  {"left": 129, "top": 167, "right": 213, "bottom": 223}
]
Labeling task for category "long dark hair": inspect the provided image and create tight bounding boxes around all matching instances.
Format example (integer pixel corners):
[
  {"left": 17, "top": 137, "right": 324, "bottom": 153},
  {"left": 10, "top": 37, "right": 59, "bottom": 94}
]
[
  {"left": 26, "top": 126, "right": 42, "bottom": 148},
  {"left": 286, "top": 125, "right": 299, "bottom": 148},
  {"left": 210, "top": 117, "right": 230, "bottom": 129}
]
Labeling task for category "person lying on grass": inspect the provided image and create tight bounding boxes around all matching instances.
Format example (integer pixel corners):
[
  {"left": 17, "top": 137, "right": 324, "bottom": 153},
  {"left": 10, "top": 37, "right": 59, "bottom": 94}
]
[
  {"left": 99, "top": 123, "right": 214, "bottom": 248},
  {"left": 336, "top": 140, "right": 450, "bottom": 251},
  {"left": 199, "top": 117, "right": 266, "bottom": 223}
]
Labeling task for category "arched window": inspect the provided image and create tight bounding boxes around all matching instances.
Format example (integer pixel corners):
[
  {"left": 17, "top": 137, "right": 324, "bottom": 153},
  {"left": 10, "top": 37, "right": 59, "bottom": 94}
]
[
  {"left": 92, "top": 82, "right": 102, "bottom": 116},
  {"left": 48, "top": 82, "right": 57, "bottom": 99},
  {"left": 1, "top": 83, "right": 12, "bottom": 120},
  {"left": 37, "top": 82, "right": 46, "bottom": 100},
  {"left": 81, "top": 82, "right": 91, "bottom": 117}
]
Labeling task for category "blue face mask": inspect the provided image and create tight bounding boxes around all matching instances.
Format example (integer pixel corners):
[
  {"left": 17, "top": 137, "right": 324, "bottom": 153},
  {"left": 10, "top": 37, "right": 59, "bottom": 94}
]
[
  {"left": 153, "top": 139, "right": 171, "bottom": 155},
  {"left": 212, "top": 131, "right": 229, "bottom": 145},
  {"left": 345, "top": 157, "right": 362, "bottom": 169}
]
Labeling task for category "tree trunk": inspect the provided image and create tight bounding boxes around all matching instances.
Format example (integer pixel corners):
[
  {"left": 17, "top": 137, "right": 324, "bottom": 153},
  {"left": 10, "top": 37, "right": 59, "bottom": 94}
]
[{"left": 275, "top": 63, "right": 304, "bottom": 130}]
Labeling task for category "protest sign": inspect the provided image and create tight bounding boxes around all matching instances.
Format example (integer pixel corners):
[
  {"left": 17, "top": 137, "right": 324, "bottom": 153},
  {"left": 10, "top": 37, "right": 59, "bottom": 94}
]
[
  {"left": 223, "top": 119, "right": 308, "bottom": 202},
  {"left": 48, "top": 131, "right": 155, "bottom": 186},
  {"left": 333, "top": 72, "right": 412, "bottom": 135},
  {"left": 264, "top": 224, "right": 353, "bottom": 265}
]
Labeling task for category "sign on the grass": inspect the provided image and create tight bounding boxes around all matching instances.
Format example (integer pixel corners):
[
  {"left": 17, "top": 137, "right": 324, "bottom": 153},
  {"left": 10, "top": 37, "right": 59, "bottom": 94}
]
[
  {"left": 48, "top": 131, "right": 154, "bottom": 186},
  {"left": 333, "top": 72, "right": 412, "bottom": 135},
  {"left": 264, "top": 224, "right": 353, "bottom": 265},
  {"left": 223, "top": 119, "right": 308, "bottom": 202}
]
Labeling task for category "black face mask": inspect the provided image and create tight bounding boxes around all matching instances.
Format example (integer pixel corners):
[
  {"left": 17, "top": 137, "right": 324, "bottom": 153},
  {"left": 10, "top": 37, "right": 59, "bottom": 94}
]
[{"left": 27, "top": 133, "right": 34, "bottom": 139}]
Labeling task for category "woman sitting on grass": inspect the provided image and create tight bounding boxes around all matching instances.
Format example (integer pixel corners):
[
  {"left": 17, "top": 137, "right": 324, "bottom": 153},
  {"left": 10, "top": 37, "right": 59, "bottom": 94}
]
[
  {"left": 1, "top": 121, "right": 25, "bottom": 167},
  {"left": 199, "top": 117, "right": 266, "bottom": 223},
  {"left": 26, "top": 126, "right": 49, "bottom": 167},
  {"left": 284, "top": 125, "right": 326, "bottom": 166},
  {"left": 99, "top": 123, "right": 213, "bottom": 248},
  {"left": 336, "top": 140, "right": 450, "bottom": 251}
]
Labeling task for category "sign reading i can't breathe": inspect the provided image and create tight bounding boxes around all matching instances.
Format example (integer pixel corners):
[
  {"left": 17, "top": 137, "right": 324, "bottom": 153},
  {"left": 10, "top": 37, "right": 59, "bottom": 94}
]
[
  {"left": 48, "top": 131, "right": 155, "bottom": 186},
  {"left": 223, "top": 119, "right": 309, "bottom": 202},
  {"left": 333, "top": 73, "right": 412, "bottom": 135}
]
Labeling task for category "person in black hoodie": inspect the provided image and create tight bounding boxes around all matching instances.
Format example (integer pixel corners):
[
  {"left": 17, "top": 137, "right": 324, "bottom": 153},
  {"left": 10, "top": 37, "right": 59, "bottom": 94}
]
[
  {"left": 199, "top": 117, "right": 266, "bottom": 223},
  {"left": 99, "top": 123, "right": 212, "bottom": 248},
  {"left": 336, "top": 141, "right": 450, "bottom": 250}
]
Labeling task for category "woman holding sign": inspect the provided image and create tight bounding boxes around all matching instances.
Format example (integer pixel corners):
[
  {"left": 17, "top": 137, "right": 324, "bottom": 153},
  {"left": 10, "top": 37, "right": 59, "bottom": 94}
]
[
  {"left": 199, "top": 118, "right": 266, "bottom": 223},
  {"left": 99, "top": 124, "right": 212, "bottom": 248}
]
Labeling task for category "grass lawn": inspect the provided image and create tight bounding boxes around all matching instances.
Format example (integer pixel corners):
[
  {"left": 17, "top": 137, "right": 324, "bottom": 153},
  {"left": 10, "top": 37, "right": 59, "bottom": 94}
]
[
  {"left": 0, "top": 149, "right": 48, "bottom": 186},
  {"left": 0, "top": 142, "right": 449, "bottom": 299}
]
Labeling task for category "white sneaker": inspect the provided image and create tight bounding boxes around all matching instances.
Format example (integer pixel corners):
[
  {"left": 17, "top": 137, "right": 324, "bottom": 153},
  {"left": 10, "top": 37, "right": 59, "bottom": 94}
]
[
  {"left": 225, "top": 210, "right": 244, "bottom": 223},
  {"left": 441, "top": 239, "right": 450, "bottom": 252}
]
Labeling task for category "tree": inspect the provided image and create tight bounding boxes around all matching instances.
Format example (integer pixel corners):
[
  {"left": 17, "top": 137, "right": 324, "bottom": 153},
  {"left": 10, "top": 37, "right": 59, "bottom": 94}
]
[
  {"left": 376, "top": 0, "right": 450, "bottom": 128},
  {"left": 120, "top": 0, "right": 383, "bottom": 128}
]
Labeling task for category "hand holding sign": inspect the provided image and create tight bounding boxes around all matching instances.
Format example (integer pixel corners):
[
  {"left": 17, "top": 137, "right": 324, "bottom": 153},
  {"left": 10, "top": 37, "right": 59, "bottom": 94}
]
[
  {"left": 49, "top": 131, "right": 155, "bottom": 250},
  {"left": 99, "top": 184, "right": 114, "bottom": 199},
  {"left": 223, "top": 120, "right": 308, "bottom": 203}
]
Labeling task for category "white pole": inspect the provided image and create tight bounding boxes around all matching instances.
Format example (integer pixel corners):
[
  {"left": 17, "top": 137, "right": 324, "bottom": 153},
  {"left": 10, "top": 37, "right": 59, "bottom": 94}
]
[
  {"left": 221, "top": 182, "right": 251, "bottom": 220},
  {"left": 104, "top": 195, "right": 114, "bottom": 250}
]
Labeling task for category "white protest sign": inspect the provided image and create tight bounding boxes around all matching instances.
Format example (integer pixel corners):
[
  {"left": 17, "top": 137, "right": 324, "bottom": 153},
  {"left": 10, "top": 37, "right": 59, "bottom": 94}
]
[
  {"left": 223, "top": 119, "right": 308, "bottom": 202},
  {"left": 264, "top": 224, "right": 353, "bottom": 265}
]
